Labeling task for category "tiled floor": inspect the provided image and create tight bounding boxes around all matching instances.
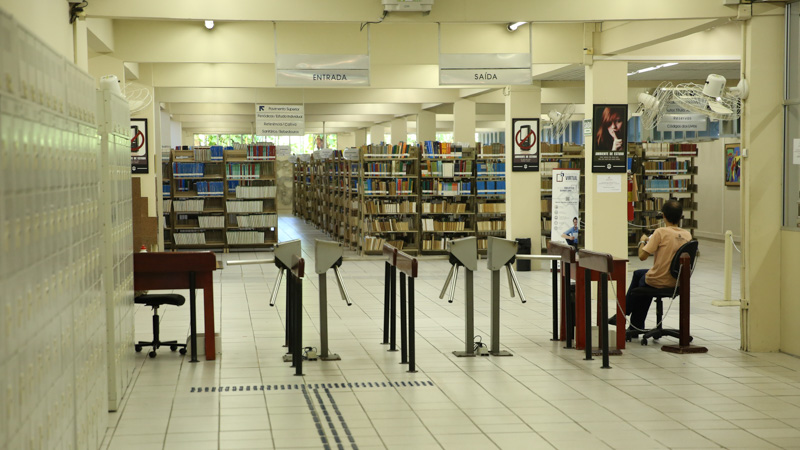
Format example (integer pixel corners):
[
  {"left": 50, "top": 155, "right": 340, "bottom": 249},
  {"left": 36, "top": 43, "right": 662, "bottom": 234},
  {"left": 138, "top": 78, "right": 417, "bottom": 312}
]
[{"left": 102, "top": 215, "right": 800, "bottom": 450}]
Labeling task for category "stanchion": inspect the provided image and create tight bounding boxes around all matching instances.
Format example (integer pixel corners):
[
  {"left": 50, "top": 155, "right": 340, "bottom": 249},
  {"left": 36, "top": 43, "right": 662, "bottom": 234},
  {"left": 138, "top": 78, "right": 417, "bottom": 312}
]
[
  {"left": 288, "top": 255, "right": 305, "bottom": 376},
  {"left": 382, "top": 244, "right": 419, "bottom": 373},
  {"left": 712, "top": 230, "right": 740, "bottom": 307},
  {"left": 547, "top": 242, "right": 577, "bottom": 348}
]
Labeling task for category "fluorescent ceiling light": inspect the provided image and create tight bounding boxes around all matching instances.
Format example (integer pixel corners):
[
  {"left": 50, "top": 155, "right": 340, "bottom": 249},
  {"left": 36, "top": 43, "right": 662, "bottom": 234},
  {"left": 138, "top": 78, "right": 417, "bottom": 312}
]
[
  {"left": 204, "top": 20, "right": 214, "bottom": 30},
  {"left": 507, "top": 22, "right": 527, "bottom": 32},
  {"left": 627, "top": 62, "right": 678, "bottom": 76}
]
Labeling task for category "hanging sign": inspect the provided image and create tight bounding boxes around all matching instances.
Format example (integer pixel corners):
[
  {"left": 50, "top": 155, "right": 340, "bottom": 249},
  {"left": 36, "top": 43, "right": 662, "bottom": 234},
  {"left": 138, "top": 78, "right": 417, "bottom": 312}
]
[
  {"left": 276, "top": 54, "right": 370, "bottom": 86},
  {"left": 440, "top": 53, "right": 531, "bottom": 85},
  {"left": 591, "top": 104, "right": 628, "bottom": 173},
  {"left": 255, "top": 104, "right": 304, "bottom": 136},
  {"left": 551, "top": 169, "right": 581, "bottom": 247},
  {"left": 656, "top": 114, "right": 708, "bottom": 132},
  {"left": 511, "top": 118, "right": 539, "bottom": 172}
]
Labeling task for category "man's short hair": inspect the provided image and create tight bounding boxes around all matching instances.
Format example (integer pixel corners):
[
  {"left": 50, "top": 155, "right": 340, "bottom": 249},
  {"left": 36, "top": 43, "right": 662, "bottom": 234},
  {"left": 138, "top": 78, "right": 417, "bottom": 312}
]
[
  {"left": 661, "top": 200, "right": 683, "bottom": 224},
  {"left": 573, "top": 217, "right": 578, "bottom": 221}
]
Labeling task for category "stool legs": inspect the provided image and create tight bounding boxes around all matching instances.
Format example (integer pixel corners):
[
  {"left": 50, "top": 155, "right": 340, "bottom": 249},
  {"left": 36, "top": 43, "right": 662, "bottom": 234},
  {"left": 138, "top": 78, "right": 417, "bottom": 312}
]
[{"left": 135, "top": 306, "right": 187, "bottom": 358}]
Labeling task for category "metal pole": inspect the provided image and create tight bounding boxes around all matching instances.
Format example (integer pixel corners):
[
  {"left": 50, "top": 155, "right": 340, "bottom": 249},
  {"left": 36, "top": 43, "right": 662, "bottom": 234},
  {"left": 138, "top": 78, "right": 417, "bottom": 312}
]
[
  {"left": 382, "top": 262, "right": 390, "bottom": 344},
  {"left": 400, "top": 272, "right": 408, "bottom": 364},
  {"left": 294, "top": 274, "right": 304, "bottom": 376},
  {"left": 332, "top": 266, "right": 352, "bottom": 305},
  {"left": 389, "top": 265, "right": 397, "bottom": 352},
  {"left": 490, "top": 269, "right": 501, "bottom": 354},
  {"left": 408, "top": 277, "right": 417, "bottom": 373},
  {"left": 505, "top": 264, "right": 515, "bottom": 298},
  {"left": 439, "top": 264, "right": 455, "bottom": 299},
  {"left": 507, "top": 264, "right": 526, "bottom": 303},
  {"left": 269, "top": 268, "right": 284, "bottom": 307},
  {"left": 724, "top": 230, "right": 732, "bottom": 301},
  {"left": 600, "top": 273, "right": 610, "bottom": 369},
  {"left": 189, "top": 271, "right": 198, "bottom": 363},
  {"left": 584, "top": 268, "right": 593, "bottom": 361},
  {"left": 551, "top": 260, "right": 558, "bottom": 341},
  {"left": 448, "top": 266, "right": 459, "bottom": 303},
  {"left": 565, "top": 263, "right": 573, "bottom": 349},
  {"left": 285, "top": 272, "right": 292, "bottom": 351},
  {"left": 319, "top": 273, "right": 329, "bottom": 359},
  {"left": 465, "top": 269, "right": 474, "bottom": 355}
]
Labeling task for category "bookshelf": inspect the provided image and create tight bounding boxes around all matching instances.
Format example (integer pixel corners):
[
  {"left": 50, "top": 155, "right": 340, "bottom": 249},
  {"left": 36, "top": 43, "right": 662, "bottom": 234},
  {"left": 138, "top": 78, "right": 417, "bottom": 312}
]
[
  {"left": 628, "top": 142, "right": 699, "bottom": 253},
  {"left": 539, "top": 143, "right": 585, "bottom": 252},
  {"left": 162, "top": 148, "right": 173, "bottom": 250},
  {"left": 420, "top": 142, "right": 476, "bottom": 253},
  {"left": 359, "top": 143, "right": 420, "bottom": 254},
  {"left": 475, "top": 143, "right": 508, "bottom": 253},
  {"left": 162, "top": 145, "right": 278, "bottom": 250}
]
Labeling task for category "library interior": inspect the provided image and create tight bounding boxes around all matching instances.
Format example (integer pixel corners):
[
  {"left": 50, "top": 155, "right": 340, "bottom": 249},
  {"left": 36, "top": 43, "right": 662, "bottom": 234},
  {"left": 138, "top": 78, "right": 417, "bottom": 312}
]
[{"left": 4, "top": 1, "right": 800, "bottom": 449}]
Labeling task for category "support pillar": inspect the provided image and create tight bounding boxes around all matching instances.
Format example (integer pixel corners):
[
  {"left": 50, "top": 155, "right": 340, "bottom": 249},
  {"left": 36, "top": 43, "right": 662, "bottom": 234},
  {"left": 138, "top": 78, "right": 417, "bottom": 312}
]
[
  {"left": 504, "top": 84, "right": 541, "bottom": 251},
  {"left": 454, "top": 98, "right": 476, "bottom": 145},
  {"left": 355, "top": 128, "right": 367, "bottom": 147},
  {"left": 391, "top": 117, "right": 408, "bottom": 144},
  {"left": 370, "top": 124, "right": 385, "bottom": 145},
  {"left": 417, "top": 110, "right": 436, "bottom": 143},
  {"left": 584, "top": 60, "right": 628, "bottom": 258}
]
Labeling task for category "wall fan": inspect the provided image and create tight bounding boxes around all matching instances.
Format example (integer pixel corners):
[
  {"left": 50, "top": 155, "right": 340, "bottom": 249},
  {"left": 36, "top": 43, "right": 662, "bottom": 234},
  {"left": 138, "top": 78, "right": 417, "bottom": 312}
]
[
  {"left": 635, "top": 81, "right": 673, "bottom": 129},
  {"left": 547, "top": 104, "right": 575, "bottom": 139},
  {"left": 672, "top": 74, "right": 748, "bottom": 121},
  {"left": 124, "top": 82, "right": 153, "bottom": 114}
]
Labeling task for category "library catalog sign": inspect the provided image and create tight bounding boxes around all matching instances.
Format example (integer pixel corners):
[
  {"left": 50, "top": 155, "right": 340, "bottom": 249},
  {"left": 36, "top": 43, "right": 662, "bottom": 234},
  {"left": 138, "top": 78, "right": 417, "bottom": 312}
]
[
  {"left": 255, "top": 105, "right": 304, "bottom": 136},
  {"left": 656, "top": 101, "right": 708, "bottom": 132},
  {"left": 276, "top": 54, "right": 370, "bottom": 86},
  {"left": 439, "top": 53, "right": 531, "bottom": 85}
]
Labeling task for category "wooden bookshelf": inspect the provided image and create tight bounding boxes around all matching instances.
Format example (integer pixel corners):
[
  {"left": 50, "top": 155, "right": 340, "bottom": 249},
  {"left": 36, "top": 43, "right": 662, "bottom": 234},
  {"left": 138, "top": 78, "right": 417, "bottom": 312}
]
[{"left": 475, "top": 143, "right": 508, "bottom": 253}]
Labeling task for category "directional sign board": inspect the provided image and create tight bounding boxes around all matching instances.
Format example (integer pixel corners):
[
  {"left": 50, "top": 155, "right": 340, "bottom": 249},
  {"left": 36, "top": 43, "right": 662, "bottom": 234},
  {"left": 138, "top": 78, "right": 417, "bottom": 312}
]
[{"left": 255, "top": 104, "right": 304, "bottom": 136}]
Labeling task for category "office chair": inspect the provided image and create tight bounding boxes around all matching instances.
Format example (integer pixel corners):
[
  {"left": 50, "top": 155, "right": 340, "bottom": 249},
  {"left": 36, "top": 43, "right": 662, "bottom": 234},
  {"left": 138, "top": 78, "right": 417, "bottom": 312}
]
[
  {"left": 134, "top": 294, "right": 188, "bottom": 358},
  {"left": 628, "top": 240, "right": 699, "bottom": 346}
]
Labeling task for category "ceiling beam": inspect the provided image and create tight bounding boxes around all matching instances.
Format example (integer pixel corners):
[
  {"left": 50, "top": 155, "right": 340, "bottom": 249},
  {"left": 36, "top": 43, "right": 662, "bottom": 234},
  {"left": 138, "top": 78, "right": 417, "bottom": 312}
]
[{"left": 597, "top": 18, "right": 733, "bottom": 56}]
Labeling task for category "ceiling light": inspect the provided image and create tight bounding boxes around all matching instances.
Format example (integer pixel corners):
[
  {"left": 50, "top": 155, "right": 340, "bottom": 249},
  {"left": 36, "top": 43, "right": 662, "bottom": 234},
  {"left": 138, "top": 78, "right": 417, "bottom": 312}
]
[
  {"left": 507, "top": 22, "right": 527, "bottom": 32},
  {"left": 204, "top": 20, "right": 214, "bottom": 30},
  {"left": 627, "top": 62, "right": 678, "bottom": 77}
]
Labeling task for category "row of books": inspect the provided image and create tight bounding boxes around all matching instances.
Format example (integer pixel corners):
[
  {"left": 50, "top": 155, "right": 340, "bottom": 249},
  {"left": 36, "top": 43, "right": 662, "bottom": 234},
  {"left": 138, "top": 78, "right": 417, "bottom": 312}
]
[
  {"left": 643, "top": 179, "right": 691, "bottom": 191},
  {"left": 643, "top": 142, "right": 698, "bottom": 157},
  {"left": 362, "top": 237, "right": 406, "bottom": 252},
  {"left": 226, "top": 200, "right": 263, "bottom": 213},
  {"left": 421, "top": 238, "right": 447, "bottom": 251},
  {"left": 195, "top": 181, "right": 224, "bottom": 196},
  {"left": 235, "top": 185, "right": 276, "bottom": 199},
  {"left": 421, "top": 202, "right": 468, "bottom": 214},
  {"left": 194, "top": 146, "right": 225, "bottom": 162},
  {"left": 476, "top": 181, "right": 506, "bottom": 195},
  {"left": 476, "top": 161, "right": 505, "bottom": 176},
  {"left": 641, "top": 197, "right": 695, "bottom": 211},
  {"left": 421, "top": 219, "right": 467, "bottom": 232},
  {"left": 174, "top": 199, "right": 205, "bottom": 212},
  {"left": 173, "top": 162, "right": 206, "bottom": 177},
  {"left": 362, "top": 143, "right": 411, "bottom": 158},
  {"left": 363, "top": 161, "right": 415, "bottom": 176},
  {"left": 477, "top": 203, "right": 505, "bottom": 213},
  {"left": 246, "top": 145, "right": 276, "bottom": 160},
  {"left": 477, "top": 220, "right": 506, "bottom": 232},
  {"left": 163, "top": 185, "right": 171, "bottom": 197},
  {"left": 363, "top": 179, "right": 416, "bottom": 195},
  {"left": 478, "top": 143, "right": 504, "bottom": 156},
  {"left": 421, "top": 180, "right": 472, "bottom": 196},
  {"left": 643, "top": 160, "right": 692, "bottom": 172},
  {"left": 362, "top": 218, "right": 414, "bottom": 233},
  {"left": 422, "top": 141, "right": 465, "bottom": 157},
  {"left": 174, "top": 231, "right": 207, "bottom": 245},
  {"left": 420, "top": 160, "right": 473, "bottom": 177},
  {"left": 227, "top": 163, "right": 265, "bottom": 179},
  {"left": 363, "top": 200, "right": 417, "bottom": 214},
  {"left": 227, "top": 231, "right": 265, "bottom": 245},
  {"left": 198, "top": 216, "right": 225, "bottom": 228}
]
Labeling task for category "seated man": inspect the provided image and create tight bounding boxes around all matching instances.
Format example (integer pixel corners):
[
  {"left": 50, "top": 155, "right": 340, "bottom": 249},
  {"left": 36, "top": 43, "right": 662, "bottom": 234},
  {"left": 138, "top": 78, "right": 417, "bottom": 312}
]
[
  {"left": 561, "top": 217, "right": 579, "bottom": 248},
  {"left": 622, "top": 199, "right": 692, "bottom": 332}
]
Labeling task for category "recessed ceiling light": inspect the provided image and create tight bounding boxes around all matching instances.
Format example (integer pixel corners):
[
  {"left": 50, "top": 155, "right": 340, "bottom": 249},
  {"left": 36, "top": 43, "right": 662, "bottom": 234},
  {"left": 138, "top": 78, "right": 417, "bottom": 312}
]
[
  {"left": 507, "top": 22, "right": 527, "bottom": 32},
  {"left": 204, "top": 20, "right": 214, "bottom": 30}
]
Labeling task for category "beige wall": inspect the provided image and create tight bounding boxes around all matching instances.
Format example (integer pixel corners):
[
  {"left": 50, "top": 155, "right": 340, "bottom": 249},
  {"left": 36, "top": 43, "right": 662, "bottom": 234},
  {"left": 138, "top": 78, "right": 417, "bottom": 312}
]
[
  {"left": 694, "top": 139, "right": 742, "bottom": 241},
  {"left": 3, "top": 0, "right": 74, "bottom": 61},
  {"left": 781, "top": 230, "right": 800, "bottom": 355}
]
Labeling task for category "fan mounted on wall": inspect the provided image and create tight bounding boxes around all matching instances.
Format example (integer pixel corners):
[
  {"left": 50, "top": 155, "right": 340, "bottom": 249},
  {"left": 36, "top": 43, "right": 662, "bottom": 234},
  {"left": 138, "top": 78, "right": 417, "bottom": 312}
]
[
  {"left": 671, "top": 74, "right": 748, "bottom": 121},
  {"left": 547, "top": 104, "right": 575, "bottom": 140},
  {"left": 124, "top": 82, "right": 153, "bottom": 114},
  {"left": 635, "top": 81, "right": 673, "bottom": 130}
]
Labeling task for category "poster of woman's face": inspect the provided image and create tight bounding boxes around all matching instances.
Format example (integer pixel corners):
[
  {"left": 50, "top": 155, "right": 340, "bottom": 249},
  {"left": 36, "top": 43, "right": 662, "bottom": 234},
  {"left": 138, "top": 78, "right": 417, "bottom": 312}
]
[{"left": 591, "top": 104, "right": 628, "bottom": 173}]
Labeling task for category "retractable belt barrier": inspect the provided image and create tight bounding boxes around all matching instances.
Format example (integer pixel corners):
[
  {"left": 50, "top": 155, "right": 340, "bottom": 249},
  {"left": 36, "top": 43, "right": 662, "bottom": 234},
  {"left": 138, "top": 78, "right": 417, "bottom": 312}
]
[{"left": 382, "top": 244, "right": 419, "bottom": 373}]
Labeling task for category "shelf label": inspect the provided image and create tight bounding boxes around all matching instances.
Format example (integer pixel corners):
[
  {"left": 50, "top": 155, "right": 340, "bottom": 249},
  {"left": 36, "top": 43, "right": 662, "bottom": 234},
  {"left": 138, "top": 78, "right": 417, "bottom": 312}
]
[{"left": 255, "top": 104, "right": 304, "bottom": 136}]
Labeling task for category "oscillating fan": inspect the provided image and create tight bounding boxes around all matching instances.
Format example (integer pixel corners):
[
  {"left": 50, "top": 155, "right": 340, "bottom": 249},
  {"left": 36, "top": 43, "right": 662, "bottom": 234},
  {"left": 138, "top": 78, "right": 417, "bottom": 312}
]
[
  {"left": 635, "top": 81, "right": 673, "bottom": 129},
  {"left": 671, "top": 74, "right": 748, "bottom": 121},
  {"left": 547, "top": 104, "right": 575, "bottom": 139},
  {"left": 124, "top": 82, "right": 153, "bottom": 114}
]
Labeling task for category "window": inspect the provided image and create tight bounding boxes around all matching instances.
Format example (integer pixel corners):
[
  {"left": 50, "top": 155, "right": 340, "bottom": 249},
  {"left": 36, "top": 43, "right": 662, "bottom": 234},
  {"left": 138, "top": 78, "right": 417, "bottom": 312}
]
[{"left": 193, "top": 133, "right": 337, "bottom": 155}]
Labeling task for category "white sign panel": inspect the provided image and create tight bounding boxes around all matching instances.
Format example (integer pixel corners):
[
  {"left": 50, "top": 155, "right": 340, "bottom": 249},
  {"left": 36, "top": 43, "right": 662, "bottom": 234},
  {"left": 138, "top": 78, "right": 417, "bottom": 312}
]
[
  {"left": 551, "top": 169, "right": 581, "bottom": 247},
  {"left": 657, "top": 113, "right": 708, "bottom": 132},
  {"left": 597, "top": 174, "right": 623, "bottom": 193},
  {"left": 439, "top": 53, "right": 531, "bottom": 86},
  {"left": 255, "top": 104, "right": 304, "bottom": 136},
  {"left": 793, "top": 139, "right": 800, "bottom": 165},
  {"left": 276, "top": 54, "right": 370, "bottom": 87},
  {"left": 440, "top": 69, "right": 532, "bottom": 85},
  {"left": 277, "top": 145, "right": 291, "bottom": 157}
]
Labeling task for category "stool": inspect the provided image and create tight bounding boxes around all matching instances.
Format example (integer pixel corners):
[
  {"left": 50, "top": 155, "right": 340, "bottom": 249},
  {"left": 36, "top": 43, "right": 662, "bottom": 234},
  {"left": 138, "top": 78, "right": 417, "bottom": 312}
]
[{"left": 134, "top": 294, "right": 187, "bottom": 358}]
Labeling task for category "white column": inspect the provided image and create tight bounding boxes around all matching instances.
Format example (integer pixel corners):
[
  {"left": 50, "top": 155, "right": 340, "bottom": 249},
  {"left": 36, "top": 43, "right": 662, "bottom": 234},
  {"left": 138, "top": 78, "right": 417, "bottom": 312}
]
[
  {"left": 417, "top": 110, "right": 436, "bottom": 143},
  {"left": 391, "top": 117, "right": 408, "bottom": 144},
  {"left": 72, "top": 18, "right": 88, "bottom": 71},
  {"left": 584, "top": 60, "right": 628, "bottom": 258},
  {"left": 504, "top": 84, "right": 541, "bottom": 250},
  {"left": 453, "top": 98, "right": 476, "bottom": 145},
  {"left": 338, "top": 132, "right": 355, "bottom": 150},
  {"left": 355, "top": 128, "right": 367, "bottom": 147},
  {"left": 370, "top": 124, "right": 385, "bottom": 145}
]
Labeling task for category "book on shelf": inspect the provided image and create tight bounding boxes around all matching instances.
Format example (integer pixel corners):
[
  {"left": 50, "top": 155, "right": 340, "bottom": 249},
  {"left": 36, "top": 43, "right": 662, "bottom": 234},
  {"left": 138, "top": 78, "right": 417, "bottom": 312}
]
[
  {"left": 172, "top": 162, "right": 205, "bottom": 177},
  {"left": 227, "top": 230, "right": 265, "bottom": 245},
  {"left": 422, "top": 201, "right": 467, "bottom": 214}
]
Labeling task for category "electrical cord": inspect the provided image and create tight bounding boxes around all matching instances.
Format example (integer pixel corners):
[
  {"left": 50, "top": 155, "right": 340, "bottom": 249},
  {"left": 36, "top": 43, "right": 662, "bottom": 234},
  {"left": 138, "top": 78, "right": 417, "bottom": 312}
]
[
  {"left": 729, "top": 233, "right": 741, "bottom": 253},
  {"left": 473, "top": 335, "right": 487, "bottom": 353}
]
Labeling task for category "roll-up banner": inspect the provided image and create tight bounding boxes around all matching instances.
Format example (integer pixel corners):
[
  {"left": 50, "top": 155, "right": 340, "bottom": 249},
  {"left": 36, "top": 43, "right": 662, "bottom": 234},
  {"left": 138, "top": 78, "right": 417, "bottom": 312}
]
[{"left": 551, "top": 169, "right": 581, "bottom": 247}]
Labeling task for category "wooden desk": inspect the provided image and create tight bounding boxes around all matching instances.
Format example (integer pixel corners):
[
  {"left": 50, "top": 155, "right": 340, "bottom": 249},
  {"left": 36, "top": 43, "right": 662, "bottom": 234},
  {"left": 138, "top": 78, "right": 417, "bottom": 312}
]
[
  {"left": 134, "top": 252, "right": 218, "bottom": 361},
  {"left": 567, "top": 257, "right": 627, "bottom": 350}
]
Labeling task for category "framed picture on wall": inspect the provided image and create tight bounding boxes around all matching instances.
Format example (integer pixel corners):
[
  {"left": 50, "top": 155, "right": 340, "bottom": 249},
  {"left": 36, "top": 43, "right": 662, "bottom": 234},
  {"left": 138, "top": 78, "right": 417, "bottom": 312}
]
[
  {"left": 511, "top": 118, "right": 540, "bottom": 171},
  {"left": 131, "top": 118, "right": 149, "bottom": 174},
  {"left": 591, "top": 104, "right": 628, "bottom": 173},
  {"left": 725, "top": 143, "right": 741, "bottom": 187}
]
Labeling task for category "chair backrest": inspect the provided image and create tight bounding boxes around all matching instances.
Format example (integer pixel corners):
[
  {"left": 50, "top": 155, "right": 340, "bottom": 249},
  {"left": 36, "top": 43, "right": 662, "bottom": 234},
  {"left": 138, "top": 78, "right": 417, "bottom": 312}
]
[{"left": 669, "top": 240, "right": 699, "bottom": 280}]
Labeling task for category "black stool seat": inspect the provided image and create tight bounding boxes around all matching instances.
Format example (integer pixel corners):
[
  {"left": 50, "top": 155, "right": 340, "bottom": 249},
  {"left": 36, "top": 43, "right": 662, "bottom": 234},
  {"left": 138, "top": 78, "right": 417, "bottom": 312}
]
[
  {"left": 135, "top": 294, "right": 186, "bottom": 308},
  {"left": 631, "top": 286, "right": 673, "bottom": 297},
  {"left": 135, "top": 293, "right": 187, "bottom": 358}
]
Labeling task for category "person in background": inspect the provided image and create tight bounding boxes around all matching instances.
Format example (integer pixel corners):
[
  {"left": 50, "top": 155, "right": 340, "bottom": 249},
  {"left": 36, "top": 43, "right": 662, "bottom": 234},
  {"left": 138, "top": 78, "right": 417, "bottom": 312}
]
[
  {"left": 614, "top": 199, "right": 691, "bottom": 333},
  {"left": 315, "top": 135, "right": 325, "bottom": 150},
  {"left": 561, "top": 217, "right": 579, "bottom": 248},
  {"left": 595, "top": 107, "right": 625, "bottom": 151}
]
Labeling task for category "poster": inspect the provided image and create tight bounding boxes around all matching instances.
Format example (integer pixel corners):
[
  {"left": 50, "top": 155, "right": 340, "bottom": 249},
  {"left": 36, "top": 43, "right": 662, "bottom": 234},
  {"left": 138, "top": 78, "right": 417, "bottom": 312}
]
[
  {"left": 551, "top": 169, "right": 581, "bottom": 247},
  {"left": 130, "top": 118, "right": 149, "bottom": 174},
  {"left": 511, "top": 118, "right": 539, "bottom": 172},
  {"left": 591, "top": 104, "right": 627, "bottom": 173},
  {"left": 597, "top": 174, "right": 623, "bottom": 193},
  {"left": 725, "top": 143, "right": 741, "bottom": 187}
]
